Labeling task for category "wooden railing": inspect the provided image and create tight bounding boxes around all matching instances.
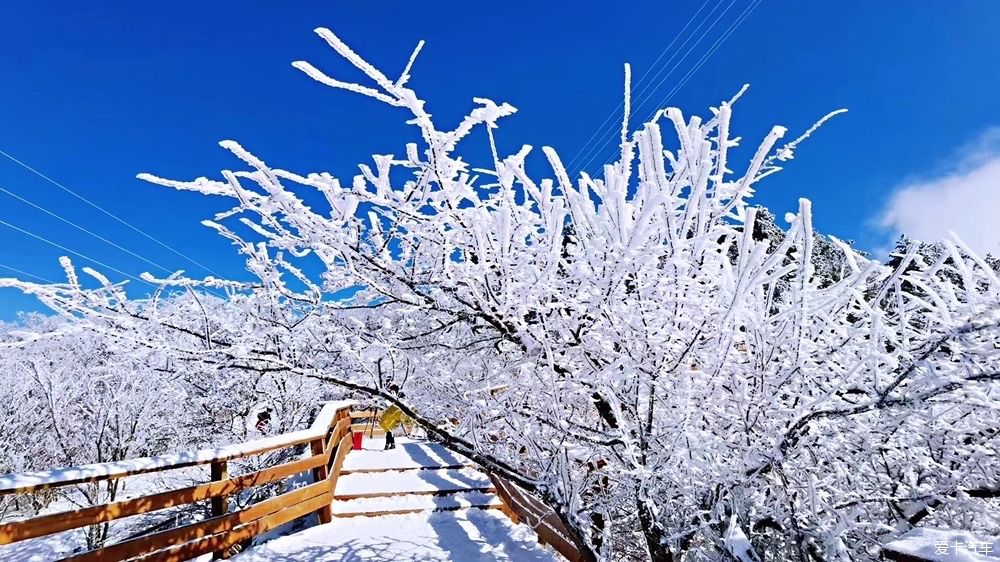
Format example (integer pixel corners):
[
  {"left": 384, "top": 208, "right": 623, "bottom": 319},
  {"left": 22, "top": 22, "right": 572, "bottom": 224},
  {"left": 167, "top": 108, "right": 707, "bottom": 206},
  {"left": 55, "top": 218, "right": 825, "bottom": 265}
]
[
  {"left": 488, "top": 474, "right": 586, "bottom": 562},
  {"left": 348, "top": 409, "right": 385, "bottom": 437},
  {"left": 0, "top": 400, "right": 356, "bottom": 561}
]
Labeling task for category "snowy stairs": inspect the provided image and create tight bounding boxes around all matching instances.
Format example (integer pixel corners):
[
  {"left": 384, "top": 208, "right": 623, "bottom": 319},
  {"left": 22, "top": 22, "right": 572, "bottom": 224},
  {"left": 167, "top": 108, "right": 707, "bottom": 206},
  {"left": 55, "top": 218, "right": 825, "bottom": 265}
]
[
  {"left": 234, "top": 436, "right": 561, "bottom": 561},
  {"left": 332, "top": 438, "right": 504, "bottom": 518}
]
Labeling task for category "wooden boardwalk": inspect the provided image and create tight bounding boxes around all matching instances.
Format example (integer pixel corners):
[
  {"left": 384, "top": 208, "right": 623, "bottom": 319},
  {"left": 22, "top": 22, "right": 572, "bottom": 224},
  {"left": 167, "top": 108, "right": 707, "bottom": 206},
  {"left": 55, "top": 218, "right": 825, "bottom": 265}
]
[
  {"left": 233, "top": 437, "right": 559, "bottom": 561},
  {"left": 0, "top": 403, "right": 578, "bottom": 561}
]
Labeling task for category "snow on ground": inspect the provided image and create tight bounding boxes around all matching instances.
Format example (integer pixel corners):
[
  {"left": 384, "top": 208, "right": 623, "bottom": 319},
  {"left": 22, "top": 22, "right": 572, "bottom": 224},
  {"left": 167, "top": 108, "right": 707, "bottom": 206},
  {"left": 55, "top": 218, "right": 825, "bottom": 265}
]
[
  {"left": 234, "top": 510, "right": 561, "bottom": 562},
  {"left": 342, "top": 439, "right": 470, "bottom": 472},
  {"left": 336, "top": 436, "right": 492, "bottom": 498},
  {"left": 333, "top": 491, "right": 503, "bottom": 516},
  {"left": 239, "top": 435, "right": 559, "bottom": 561},
  {"left": 335, "top": 468, "right": 492, "bottom": 497},
  {"left": 1, "top": 435, "right": 546, "bottom": 562},
  {"left": 0, "top": 532, "right": 77, "bottom": 562}
]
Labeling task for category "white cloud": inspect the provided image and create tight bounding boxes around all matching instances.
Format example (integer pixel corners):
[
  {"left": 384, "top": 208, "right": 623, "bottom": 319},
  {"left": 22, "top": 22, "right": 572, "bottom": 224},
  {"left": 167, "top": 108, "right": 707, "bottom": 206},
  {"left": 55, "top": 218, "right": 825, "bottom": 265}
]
[{"left": 879, "top": 128, "right": 1000, "bottom": 257}]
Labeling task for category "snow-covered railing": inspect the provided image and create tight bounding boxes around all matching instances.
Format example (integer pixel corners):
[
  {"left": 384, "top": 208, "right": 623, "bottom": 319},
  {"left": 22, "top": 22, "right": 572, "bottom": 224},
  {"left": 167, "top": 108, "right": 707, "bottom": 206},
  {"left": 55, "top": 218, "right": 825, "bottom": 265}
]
[
  {"left": 0, "top": 400, "right": 356, "bottom": 561},
  {"left": 488, "top": 473, "right": 586, "bottom": 562}
]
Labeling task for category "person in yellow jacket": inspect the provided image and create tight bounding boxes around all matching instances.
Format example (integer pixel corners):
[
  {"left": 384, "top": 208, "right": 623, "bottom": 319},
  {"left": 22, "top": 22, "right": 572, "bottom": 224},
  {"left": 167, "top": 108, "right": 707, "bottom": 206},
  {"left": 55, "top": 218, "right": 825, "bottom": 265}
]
[
  {"left": 380, "top": 384, "right": 409, "bottom": 450},
  {"left": 380, "top": 405, "right": 405, "bottom": 450}
]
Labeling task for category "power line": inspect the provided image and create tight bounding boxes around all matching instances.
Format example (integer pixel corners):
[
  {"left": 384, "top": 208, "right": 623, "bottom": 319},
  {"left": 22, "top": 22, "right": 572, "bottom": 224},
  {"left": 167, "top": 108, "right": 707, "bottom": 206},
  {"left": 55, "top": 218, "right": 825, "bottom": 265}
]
[
  {"left": 580, "top": 0, "right": 736, "bottom": 170},
  {"left": 0, "top": 183, "right": 174, "bottom": 275},
  {"left": 0, "top": 218, "right": 156, "bottom": 288},
  {"left": 581, "top": 0, "right": 760, "bottom": 175},
  {"left": 642, "top": 0, "right": 765, "bottom": 126},
  {"left": 616, "top": 0, "right": 733, "bottom": 124},
  {"left": 565, "top": 0, "right": 716, "bottom": 171},
  {"left": 0, "top": 148, "right": 225, "bottom": 278},
  {"left": 0, "top": 263, "right": 57, "bottom": 285},
  {"left": 601, "top": 0, "right": 765, "bottom": 171},
  {"left": 570, "top": 0, "right": 735, "bottom": 172},
  {"left": 0, "top": 181, "right": 228, "bottom": 297}
]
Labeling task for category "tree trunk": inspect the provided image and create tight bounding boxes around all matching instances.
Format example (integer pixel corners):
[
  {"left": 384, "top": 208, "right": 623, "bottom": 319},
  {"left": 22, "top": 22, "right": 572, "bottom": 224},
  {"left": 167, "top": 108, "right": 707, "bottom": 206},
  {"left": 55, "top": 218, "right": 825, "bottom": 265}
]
[
  {"left": 637, "top": 497, "right": 674, "bottom": 562},
  {"left": 550, "top": 506, "right": 600, "bottom": 562}
]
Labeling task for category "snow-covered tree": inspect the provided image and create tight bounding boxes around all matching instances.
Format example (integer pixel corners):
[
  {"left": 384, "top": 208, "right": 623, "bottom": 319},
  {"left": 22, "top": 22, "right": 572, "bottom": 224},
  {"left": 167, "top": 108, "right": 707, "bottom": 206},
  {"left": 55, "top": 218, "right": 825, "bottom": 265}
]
[
  {"left": 0, "top": 294, "right": 329, "bottom": 550},
  {"left": 3, "top": 28, "right": 997, "bottom": 561},
  {"left": 0, "top": 313, "right": 187, "bottom": 549}
]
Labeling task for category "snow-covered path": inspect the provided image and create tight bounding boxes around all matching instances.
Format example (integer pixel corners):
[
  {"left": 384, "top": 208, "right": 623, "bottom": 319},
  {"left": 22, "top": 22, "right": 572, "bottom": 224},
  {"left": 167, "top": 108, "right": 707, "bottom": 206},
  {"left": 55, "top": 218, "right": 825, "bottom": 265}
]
[
  {"left": 340, "top": 439, "right": 471, "bottom": 472},
  {"left": 235, "top": 510, "right": 559, "bottom": 561},
  {"left": 235, "top": 437, "right": 561, "bottom": 561}
]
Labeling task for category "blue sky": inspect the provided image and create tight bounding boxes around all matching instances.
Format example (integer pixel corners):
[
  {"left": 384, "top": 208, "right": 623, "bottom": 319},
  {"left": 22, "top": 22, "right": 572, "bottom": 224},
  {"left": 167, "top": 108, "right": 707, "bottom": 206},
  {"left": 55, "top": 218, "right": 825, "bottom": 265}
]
[{"left": 1, "top": 1, "right": 998, "bottom": 319}]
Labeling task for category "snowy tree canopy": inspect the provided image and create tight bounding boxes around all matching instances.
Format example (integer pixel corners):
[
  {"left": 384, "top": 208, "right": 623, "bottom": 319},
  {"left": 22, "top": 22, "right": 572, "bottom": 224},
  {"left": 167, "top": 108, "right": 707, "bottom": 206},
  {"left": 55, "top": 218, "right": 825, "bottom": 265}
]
[
  {"left": 0, "top": 296, "right": 330, "bottom": 551},
  {"left": 2, "top": 28, "right": 997, "bottom": 561}
]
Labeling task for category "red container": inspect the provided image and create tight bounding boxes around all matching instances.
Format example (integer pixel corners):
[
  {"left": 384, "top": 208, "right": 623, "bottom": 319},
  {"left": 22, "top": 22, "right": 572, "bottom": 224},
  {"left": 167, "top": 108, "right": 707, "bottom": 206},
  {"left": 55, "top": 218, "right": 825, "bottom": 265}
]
[{"left": 352, "top": 431, "right": 364, "bottom": 450}]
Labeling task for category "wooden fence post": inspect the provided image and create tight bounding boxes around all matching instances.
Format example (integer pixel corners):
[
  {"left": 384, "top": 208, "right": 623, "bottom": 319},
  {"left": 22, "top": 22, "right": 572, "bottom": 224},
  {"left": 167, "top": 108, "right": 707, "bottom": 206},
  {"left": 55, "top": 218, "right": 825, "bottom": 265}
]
[
  {"left": 210, "top": 460, "right": 229, "bottom": 560},
  {"left": 310, "top": 437, "right": 332, "bottom": 524},
  {"left": 0, "top": 403, "right": 356, "bottom": 560}
]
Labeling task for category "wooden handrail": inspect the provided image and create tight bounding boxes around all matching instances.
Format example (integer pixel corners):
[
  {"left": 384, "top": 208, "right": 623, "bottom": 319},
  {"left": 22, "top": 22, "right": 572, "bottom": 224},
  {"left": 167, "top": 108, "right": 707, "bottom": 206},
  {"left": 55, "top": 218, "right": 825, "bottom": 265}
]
[
  {"left": 0, "top": 401, "right": 352, "bottom": 495},
  {"left": 0, "top": 400, "right": 357, "bottom": 561},
  {"left": 488, "top": 473, "right": 586, "bottom": 562}
]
